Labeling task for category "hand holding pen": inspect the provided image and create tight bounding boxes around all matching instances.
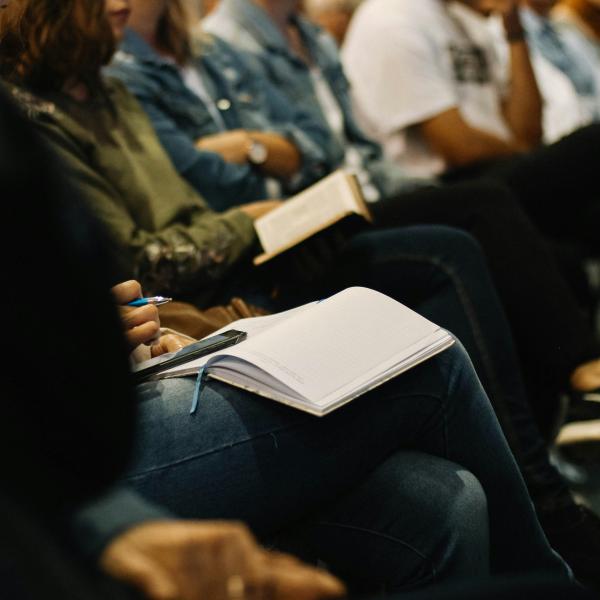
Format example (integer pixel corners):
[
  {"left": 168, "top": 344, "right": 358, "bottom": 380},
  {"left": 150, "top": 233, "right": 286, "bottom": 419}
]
[{"left": 111, "top": 281, "right": 164, "bottom": 350}]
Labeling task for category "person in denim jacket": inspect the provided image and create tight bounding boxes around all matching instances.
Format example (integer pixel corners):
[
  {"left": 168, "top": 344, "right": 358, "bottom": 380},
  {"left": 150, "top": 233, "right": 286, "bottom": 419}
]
[
  {"left": 107, "top": 16, "right": 333, "bottom": 212},
  {"left": 205, "top": 0, "right": 432, "bottom": 201}
]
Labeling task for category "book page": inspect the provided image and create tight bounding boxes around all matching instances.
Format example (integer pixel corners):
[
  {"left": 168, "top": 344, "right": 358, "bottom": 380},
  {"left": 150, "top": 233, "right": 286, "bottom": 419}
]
[
  {"left": 255, "top": 171, "right": 365, "bottom": 255},
  {"left": 213, "top": 287, "right": 445, "bottom": 405}
]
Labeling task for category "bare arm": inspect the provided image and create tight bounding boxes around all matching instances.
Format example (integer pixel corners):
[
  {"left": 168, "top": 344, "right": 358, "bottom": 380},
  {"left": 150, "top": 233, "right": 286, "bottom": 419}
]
[
  {"left": 420, "top": 107, "right": 526, "bottom": 168},
  {"left": 498, "top": 4, "right": 543, "bottom": 146},
  {"left": 196, "top": 130, "right": 301, "bottom": 178}
]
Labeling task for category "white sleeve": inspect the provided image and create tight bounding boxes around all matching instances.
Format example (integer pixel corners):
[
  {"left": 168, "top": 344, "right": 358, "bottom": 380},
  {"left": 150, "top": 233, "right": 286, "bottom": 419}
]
[{"left": 343, "top": 17, "right": 458, "bottom": 136}]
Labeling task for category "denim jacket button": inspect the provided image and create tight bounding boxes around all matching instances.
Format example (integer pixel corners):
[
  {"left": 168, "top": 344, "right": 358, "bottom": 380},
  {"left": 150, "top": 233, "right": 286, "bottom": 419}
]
[{"left": 217, "top": 98, "right": 232, "bottom": 111}]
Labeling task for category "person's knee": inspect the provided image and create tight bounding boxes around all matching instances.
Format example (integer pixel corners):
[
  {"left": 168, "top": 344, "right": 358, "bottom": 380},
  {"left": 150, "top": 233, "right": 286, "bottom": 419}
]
[
  {"left": 431, "top": 226, "right": 484, "bottom": 267},
  {"left": 348, "top": 452, "right": 490, "bottom": 587},
  {"left": 428, "top": 462, "right": 490, "bottom": 579}
]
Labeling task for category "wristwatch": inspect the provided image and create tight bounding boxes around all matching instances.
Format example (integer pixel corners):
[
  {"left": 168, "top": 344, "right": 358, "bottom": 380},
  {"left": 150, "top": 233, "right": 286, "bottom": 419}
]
[{"left": 247, "top": 138, "right": 268, "bottom": 166}]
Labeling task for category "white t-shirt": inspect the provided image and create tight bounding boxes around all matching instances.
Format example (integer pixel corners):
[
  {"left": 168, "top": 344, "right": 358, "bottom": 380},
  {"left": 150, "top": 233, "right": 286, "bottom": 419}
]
[{"left": 342, "top": 0, "right": 513, "bottom": 177}]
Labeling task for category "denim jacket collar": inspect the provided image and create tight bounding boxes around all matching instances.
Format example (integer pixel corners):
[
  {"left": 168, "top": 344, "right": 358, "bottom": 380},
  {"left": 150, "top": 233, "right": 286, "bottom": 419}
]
[
  {"left": 220, "top": 0, "right": 323, "bottom": 68},
  {"left": 119, "top": 28, "right": 169, "bottom": 67}
]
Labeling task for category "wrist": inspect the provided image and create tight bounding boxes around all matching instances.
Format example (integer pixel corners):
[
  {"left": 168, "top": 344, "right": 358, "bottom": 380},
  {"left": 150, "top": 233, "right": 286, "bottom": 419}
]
[
  {"left": 245, "top": 134, "right": 268, "bottom": 166},
  {"left": 503, "top": 9, "right": 525, "bottom": 42}
]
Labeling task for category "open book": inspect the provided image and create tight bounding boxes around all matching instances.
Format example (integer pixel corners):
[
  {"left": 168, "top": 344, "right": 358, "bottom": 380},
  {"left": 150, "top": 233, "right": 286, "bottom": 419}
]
[
  {"left": 152, "top": 287, "right": 454, "bottom": 416},
  {"left": 254, "top": 170, "right": 372, "bottom": 266}
]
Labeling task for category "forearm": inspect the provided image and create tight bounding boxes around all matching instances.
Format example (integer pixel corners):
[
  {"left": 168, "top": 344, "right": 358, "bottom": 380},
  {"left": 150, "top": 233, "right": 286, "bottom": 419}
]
[
  {"left": 420, "top": 108, "right": 525, "bottom": 168},
  {"left": 129, "top": 209, "right": 256, "bottom": 296},
  {"left": 443, "top": 128, "right": 522, "bottom": 166},
  {"left": 502, "top": 15, "right": 543, "bottom": 146}
]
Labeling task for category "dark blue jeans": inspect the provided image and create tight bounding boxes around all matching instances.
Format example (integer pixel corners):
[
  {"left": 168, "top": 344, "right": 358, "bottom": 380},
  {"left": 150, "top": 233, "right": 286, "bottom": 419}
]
[
  {"left": 127, "top": 343, "right": 569, "bottom": 593},
  {"left": 318, "top": 226, "right": 571, "bottom": 514},
  {"left": 233, "top": 225, "right": 566, "bottom": 516}
]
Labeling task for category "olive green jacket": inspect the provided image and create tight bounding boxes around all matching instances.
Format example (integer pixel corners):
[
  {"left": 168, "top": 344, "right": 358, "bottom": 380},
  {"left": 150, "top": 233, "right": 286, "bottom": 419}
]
[{"left": 12, "top": 79, "right": 256, "bottom": 299}]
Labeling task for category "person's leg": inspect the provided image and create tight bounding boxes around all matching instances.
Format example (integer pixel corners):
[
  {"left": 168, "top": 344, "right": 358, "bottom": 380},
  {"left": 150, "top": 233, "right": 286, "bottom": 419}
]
[
  {"left": 127, "top": 343, "right": 569, "bottom": 584},
  {"left": 228, "top": 225, "right": 572, "bottom": 513},
  {"left": 479, "top": 123, "right": 600, "bottom": 255},
  {"left": 370, "top": 182, "right": 599, "bottom": 397},
  {"left": 315, "top": 226, "right": 572, "bottom": 511},
  {"left": 276, "top": 451, "right": 490, "bottom": 594},
  {"left": 381, "top": 576, "right": 594, "bottom": 600}
]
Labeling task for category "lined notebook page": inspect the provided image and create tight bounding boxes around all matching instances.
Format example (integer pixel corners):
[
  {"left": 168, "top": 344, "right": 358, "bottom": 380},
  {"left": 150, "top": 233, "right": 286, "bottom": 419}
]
[{"left": 218, "top": 287, "right": 442, "bottom": 401}]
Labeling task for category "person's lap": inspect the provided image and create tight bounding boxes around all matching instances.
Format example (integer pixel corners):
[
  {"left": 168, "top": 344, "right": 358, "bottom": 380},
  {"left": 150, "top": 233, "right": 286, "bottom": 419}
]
[
  {"left": 125, "top": 342, "right": 568, "bottom": 580},
  {"left": 126, "top": 344, "right": 460, "bottom": 530}
]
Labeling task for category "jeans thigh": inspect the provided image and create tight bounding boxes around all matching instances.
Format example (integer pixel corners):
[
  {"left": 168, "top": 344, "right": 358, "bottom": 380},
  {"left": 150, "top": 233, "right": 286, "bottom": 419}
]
[{"left": 125, "top": 351, "right": 455, "bottom": 535}]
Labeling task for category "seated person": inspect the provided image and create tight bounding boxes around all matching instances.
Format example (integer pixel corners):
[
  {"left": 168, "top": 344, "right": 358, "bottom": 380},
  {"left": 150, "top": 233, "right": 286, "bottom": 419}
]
[
  {"left": 2, "top": 0, "right": 600, "bottom": 584},
  {"left": 0, "top": 65, "right": 575, "bottom": 597},
  {"left": 108, "top": 0, "right": 336, "bottom": 210},
  {"left": 108, "top": 0, "right": 429, "bottom": 209},
  {"left": 487, "top": 0, "right": 600, "bottom": 142},
  {"left": 555, "top": 0, "right": 600, "bottom": 58},
  {"left": 0, "top": 81, "right": 343, "bottom": 600},
  {"left": 340, "top": 0, "right": 600, "bottom": 256},
  {"left": 202, "top": 0, "right": 600, "bottom": 407},
  {"left": 519, "top": 0, "right": 600, "bottom": 129}
]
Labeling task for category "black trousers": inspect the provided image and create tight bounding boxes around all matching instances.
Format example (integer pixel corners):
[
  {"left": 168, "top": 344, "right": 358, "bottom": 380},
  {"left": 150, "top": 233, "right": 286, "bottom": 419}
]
[
  {"left": 443, "top": 123, "right": 600, "bottom": 256},
  {"left": 371, "top": 179, "right": 599, "bottom": 409}
]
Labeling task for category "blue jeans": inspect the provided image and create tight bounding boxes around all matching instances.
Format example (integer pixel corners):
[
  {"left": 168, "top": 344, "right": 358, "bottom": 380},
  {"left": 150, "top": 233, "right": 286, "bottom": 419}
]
[
  {"left": 229, "top": 225, "right": 568, "bottom": 514},
  {"left": 321, "top": 226, "right": 571, "bottom": 514},
  {"left": 127, "top": 343, "right": 569, "bottom": 592}
]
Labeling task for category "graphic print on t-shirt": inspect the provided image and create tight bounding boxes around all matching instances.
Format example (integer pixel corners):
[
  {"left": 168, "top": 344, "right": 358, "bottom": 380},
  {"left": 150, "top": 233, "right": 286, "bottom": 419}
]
[{"left": 448, "top": 43, "right": 491, "bottom": 84}]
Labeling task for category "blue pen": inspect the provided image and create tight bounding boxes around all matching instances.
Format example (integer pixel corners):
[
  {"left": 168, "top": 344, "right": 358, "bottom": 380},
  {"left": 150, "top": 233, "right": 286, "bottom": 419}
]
[{"left": 128, "top": 296, "right": 173, "bottom": 307}]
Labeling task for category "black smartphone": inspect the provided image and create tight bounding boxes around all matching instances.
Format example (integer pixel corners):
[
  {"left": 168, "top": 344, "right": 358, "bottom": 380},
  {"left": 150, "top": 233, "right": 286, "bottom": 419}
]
[{"left": 133, "top": 329, "right": 247, "bottom": 383}]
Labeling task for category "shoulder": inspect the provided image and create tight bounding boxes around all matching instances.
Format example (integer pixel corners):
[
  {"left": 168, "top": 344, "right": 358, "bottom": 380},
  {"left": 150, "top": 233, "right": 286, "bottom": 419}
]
[
  {"left": 7, "top": 85, "right": 78, "bottom": 144},
  {"left": 352, "top": 0, "right": 443, "bottom": 33},
  {"left": 203, "top": 13, "right": 264, "bottom": 55},
  {"left": 106, "top": 51, "right": 162, "bottom": 95},
  {"left": 8, "top": 86, "right": 58, "bottom": 122},
  {"left": 298, "top": 17, "right": 339, "bottom": 61}
]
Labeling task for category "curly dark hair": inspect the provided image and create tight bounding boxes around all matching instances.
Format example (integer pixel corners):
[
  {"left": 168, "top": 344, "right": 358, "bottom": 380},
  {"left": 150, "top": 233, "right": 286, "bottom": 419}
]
[{"left": 0, "top": 0, "right": 115, "bottom": 92}]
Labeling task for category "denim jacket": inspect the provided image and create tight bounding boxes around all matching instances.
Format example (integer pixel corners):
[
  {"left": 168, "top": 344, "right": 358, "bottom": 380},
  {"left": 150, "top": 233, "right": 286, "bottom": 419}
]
[
  {"left": 205, "top": 0, "right": 432, "bottom": 198},
  {"left": 106, "top": 29, "right": 333, "bottom": 211}
]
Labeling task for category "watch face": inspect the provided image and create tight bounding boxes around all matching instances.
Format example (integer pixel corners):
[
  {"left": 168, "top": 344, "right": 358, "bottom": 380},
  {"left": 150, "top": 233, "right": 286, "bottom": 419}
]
[{"left": 248, "top": 141, "right": 268, "bottom": 165}]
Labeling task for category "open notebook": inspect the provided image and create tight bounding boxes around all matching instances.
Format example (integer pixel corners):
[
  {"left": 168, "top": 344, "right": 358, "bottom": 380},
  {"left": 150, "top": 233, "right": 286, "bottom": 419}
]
[{"left": 152, "top": 288, "right": 454, "bottom": 416}]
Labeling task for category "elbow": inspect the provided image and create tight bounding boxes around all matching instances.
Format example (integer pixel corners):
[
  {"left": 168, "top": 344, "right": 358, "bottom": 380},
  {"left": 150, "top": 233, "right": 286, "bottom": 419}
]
[
  {"left": 517, "top": 126, "right": 543, "bottom": 150},
  {"left": 438, "top": 144, "right": 482, "bottom": 169}
]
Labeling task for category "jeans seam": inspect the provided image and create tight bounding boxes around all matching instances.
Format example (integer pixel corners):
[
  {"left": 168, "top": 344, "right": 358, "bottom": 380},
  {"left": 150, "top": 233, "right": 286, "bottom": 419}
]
[
  {"left": 371, "top": 253, "right": 521, "bottom": 450},
  {"left": 125, "top": 422, "right": 303, "bottom": 479},
  {"left": 371, "top": 252, "right": 501, "bottom": 401},
  {"left": 315, "top": 521, "right": 438, "bottom": 580}
]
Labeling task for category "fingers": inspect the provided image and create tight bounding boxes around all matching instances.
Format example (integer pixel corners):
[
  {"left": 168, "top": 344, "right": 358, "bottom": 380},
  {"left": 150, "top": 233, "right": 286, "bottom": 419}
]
[
  {"left": 111, "top": 280, "right": 162, "bottom": 348},
  {"left": 260, "top": 552, "right": 346, "bottom": 600},
  {"left": 151, "top": 333, "right": 192, "bottom": 357},
  {"left": 122, "top": 304, "right": 160, "bottom": 348},
  {"left": 101, "top": 520, "right": 346, "bottom": 600},
  {"left": 111, "top": 280, "right": 143, "bottom": 305},
  {"left": 101, "top": 542, "right": 180, "bottom": 600}
]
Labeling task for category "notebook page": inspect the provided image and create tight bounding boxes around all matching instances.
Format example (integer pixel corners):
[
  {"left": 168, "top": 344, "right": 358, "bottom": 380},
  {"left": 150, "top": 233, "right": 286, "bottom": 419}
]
[
  {"left": 318, "top": 330, "right": 453, "bottom": 409},
  {"left": 157, "top": 302, "right": 317, "bottom": 377},
  {"left": 217, "top": 287, "right": 443, "bottom": 403}
]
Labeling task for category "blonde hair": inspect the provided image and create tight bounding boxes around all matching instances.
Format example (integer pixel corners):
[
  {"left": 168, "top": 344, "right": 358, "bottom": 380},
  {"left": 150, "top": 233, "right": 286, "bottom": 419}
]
[{"left": 157, "top": 0, "right": 193, "bottom": 65}]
